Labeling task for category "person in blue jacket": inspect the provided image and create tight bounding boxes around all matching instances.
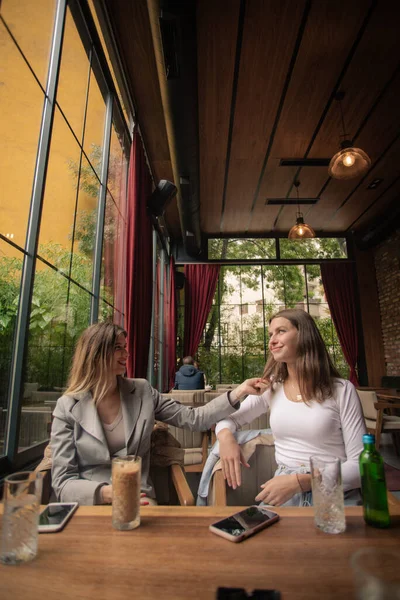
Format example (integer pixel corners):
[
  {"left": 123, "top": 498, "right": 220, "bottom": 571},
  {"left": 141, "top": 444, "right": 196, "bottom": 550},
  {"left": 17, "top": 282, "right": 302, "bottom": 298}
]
[{"left": 174, "top": 356, "right": 205, "bottom": 390}]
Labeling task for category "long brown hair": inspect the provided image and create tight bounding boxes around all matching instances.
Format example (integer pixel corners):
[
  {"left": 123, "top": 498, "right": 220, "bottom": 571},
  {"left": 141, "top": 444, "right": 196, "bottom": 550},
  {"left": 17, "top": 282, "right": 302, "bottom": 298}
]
[
  {"left": 263, "top": 309, "right": 341, "bottom": 403},
  {"left": 65, "top": 322, "right": 127, "bottom": 405}
]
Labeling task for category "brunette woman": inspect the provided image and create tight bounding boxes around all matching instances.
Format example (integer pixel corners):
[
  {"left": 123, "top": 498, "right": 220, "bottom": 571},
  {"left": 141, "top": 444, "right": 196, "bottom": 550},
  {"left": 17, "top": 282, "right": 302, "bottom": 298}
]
[{"left": 216, "top": 309, "right": 366, "bottom": 507}]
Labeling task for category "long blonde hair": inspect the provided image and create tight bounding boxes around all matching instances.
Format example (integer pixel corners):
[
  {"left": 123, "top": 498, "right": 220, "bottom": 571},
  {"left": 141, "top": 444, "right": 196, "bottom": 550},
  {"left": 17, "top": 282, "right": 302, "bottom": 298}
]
[
  {"left": 263, "top": 309, "right": 341, "bottom": 403},
  {"left": 65, "top": 322, "right": 127, "bottom": 405}
]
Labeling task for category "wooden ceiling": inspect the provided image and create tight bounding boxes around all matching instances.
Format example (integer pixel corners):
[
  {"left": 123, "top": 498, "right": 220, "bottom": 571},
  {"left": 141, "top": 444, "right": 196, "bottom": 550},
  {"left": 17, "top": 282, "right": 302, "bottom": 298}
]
[{"left": 106, "top": 0, "right": 400, "bottom": 243}]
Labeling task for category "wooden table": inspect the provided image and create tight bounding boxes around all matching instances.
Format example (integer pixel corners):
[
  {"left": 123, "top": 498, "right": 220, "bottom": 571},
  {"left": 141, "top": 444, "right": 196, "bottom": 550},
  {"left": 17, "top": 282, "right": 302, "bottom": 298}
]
[{"left": 1, "top": 505, "right": 400, "bottom": 599}]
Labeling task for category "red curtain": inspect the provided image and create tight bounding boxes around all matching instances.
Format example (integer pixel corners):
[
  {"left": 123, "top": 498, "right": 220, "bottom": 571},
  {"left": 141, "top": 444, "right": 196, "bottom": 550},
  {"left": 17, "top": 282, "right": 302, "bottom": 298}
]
[
  {"left": 166, "top": 256, "right": 177, "bottom": 391},
  {"left": 320, "top": 263, "right": 359, "bottom": 386},
  {"left": 183, "top": 264, "right": 220, "bottom": 357},
  {"left": 125, "top": 127, "right": 153, "bottom": 378}
]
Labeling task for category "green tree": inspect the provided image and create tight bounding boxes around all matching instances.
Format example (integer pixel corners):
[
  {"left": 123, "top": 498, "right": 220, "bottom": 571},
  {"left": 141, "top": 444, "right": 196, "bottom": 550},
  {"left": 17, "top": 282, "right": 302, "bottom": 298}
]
[{"left": 190, "top": 237, "right": 350, "bottom": 385}]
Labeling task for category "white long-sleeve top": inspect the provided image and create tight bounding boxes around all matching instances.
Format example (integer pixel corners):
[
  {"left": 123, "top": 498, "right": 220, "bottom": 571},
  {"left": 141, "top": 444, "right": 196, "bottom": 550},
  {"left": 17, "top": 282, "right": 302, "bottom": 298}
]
[{"left": 216, "top": 379, "right": 366, "bottom": 491}]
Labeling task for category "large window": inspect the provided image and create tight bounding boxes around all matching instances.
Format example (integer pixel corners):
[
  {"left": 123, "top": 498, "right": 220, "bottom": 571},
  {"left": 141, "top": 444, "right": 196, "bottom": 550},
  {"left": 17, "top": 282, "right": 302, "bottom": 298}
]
[
  {"left": 178, "top": 239, "right": 349, "bottom": 387},
  {"left": 0, "top": 0, "right": 130, "bottom": 463}
]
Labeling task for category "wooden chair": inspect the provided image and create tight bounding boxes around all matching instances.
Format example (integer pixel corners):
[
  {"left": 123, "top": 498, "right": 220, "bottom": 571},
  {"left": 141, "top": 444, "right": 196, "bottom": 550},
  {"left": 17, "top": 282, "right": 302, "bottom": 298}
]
[
  {"left": 356, "top": 389, "right": 400, "bottom": 451},
  {"left": 162, "top": 391, "right": 205, "bottom": 405},
  {"left": 215, "top": 384, "right": 239, "bottom": 391},
  {"left": 166, "top": 425, "right": 209, "bottom": 473}
]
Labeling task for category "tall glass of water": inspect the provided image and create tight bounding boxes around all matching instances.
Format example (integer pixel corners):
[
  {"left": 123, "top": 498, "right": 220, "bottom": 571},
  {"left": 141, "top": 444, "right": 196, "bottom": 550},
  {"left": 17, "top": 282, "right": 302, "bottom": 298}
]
[
  {"left": 1, "top": 471, "right": 43, "bottom": 565},
  {"left": 310, "top": 455, "right": 346, "bottom": 534}
]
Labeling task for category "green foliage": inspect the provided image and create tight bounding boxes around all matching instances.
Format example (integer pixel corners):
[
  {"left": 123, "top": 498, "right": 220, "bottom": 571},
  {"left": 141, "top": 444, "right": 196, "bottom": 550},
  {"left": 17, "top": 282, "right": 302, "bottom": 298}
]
[
  {"left": 0, "top": 144, "right": 125, "bottom": 407},
  {"left": 0, "top": 242, "right": 95, "bottom": 400},
  {"left": 67, "top": 143, "right": 122, "bottom": 257},
  {"left": 188, "top": 238, "right": 350, "bottom": 385},
  {"left": 0, "top": 255, "right": 22, "bottom": 332}
]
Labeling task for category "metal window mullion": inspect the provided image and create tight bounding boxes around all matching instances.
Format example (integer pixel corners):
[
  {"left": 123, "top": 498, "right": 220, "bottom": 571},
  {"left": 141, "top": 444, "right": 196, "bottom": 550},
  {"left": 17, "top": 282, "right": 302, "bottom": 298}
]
[
  {"left": 5, "top": 0, "right": 67, "bottom": 463},
  {"left": 157, "top": 248, "right": 166, "bottom": 391},
  {"left": 90, "top": 92, "right": 113, "bottom": 322},
  {"left": 164, "top": 256, "right": 171, "bottom": 390},
  {"left": 147, "top": 230, "right": 157, "bottom": 384},
  {"left": 240, "top": 267, "right": 244, "bottom": 381},
  {"left": 304, "top": 264, "right": 310, "bottom": 313},
  {"left": 218, "top": 271, "right": 222, "bottom": 383},
  {"left": 261, "top": 265, "right": 267, "bottom": 362}
]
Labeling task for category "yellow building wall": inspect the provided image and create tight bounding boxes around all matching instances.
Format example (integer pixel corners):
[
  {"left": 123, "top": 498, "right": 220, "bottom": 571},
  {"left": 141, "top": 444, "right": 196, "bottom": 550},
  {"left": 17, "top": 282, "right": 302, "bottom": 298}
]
[{"left": 0, "top": 1, "right": 105, "bottom": 261}]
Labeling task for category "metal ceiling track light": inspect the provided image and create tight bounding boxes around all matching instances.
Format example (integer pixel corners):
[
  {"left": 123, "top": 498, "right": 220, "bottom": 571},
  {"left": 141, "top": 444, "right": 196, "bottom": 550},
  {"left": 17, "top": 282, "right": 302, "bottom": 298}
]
[
  {"left": 288, "top": 181, "right": 315, "bottom": 239},
  {"left": 329, "top": 91, "right": 371, "bottom": 180}
]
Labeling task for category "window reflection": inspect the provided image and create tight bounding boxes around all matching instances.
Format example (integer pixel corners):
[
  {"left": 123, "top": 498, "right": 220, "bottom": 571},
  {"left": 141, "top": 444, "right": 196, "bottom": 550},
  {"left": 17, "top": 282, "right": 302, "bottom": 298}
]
[
  {"left": 1, "top": 0, "right": 56, "bottom": 88},
  {"left": 83, "top": 57, "right": 106, "bottom": 162},
  {"left": 56, "top": 6, "right": 90, "bottom": 141},
  {"left": 70, "top": 156, "right": 100, "bottom": 290},
  {"left": 101, "top": 192, "right": 117, "bottom": 307},
  {"left": 19, "top": 263, "right": 91, "bottom": 451},
  {"left": 39, "top": 108, "right": 81, "bottom": 262},
  {"left": 280, "top": 238, "right": 347, "bottom": 259},
  {"left": 99, "top": 300, "right": 114, "bottom": 323},
  {"left": 0, "top": 240, "right": 23, "bottom": 455},
  {"left": 0, "top": 19, "right": 45, "bottom": 248},
  {"left": 101, "top": 115, "right": 129, "bottom": 316}
]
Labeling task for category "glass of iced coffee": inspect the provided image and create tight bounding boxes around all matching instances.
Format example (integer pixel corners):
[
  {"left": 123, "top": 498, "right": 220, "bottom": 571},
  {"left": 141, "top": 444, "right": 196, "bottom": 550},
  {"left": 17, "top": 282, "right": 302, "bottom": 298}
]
[{"left": 112, "top": 456, "right": 141, "bottom": 530}]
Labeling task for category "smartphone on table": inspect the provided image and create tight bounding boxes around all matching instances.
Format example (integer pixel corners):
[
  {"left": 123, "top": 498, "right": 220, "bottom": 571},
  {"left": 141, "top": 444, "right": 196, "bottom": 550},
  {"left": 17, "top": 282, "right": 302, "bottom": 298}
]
[
  {"left": 209, "top": 505, "right": 279, "bottom": 542},
  {"left": 38, "top": 502, "right": 79, "bottom": 533}
]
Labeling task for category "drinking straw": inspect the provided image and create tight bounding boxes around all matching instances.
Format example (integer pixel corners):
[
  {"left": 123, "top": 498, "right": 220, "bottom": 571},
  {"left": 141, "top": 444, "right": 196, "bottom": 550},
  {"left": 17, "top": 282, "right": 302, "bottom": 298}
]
[{"left": 134, "top": 419, "right": 147, "bottom": 459}]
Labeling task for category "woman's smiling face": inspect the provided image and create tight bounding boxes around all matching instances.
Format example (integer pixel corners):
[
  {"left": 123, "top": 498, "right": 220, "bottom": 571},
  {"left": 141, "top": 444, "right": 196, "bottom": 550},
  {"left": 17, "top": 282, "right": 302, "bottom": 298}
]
[
  {"left": 268, "top": 317, "right": 299, "bottom": 365},
  {"left": 112, "top": 333, "right": 128, "bottom": 375}
]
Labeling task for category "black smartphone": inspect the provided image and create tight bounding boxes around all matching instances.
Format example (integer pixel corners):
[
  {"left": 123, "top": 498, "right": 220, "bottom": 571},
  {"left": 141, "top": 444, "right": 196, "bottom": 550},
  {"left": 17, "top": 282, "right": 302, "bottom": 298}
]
[
  {"left": 38, "top": 502, "right": 79, "bottom": 533},
  {"left": 209, "top": 506, "right": 280, "bottom": 542}
]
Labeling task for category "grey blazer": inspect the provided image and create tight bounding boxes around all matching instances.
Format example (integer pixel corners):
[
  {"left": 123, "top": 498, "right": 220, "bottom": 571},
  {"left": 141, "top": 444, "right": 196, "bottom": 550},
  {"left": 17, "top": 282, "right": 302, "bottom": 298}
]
[{"left": 50, "top": 377, "right": 237, "bottom": 505}]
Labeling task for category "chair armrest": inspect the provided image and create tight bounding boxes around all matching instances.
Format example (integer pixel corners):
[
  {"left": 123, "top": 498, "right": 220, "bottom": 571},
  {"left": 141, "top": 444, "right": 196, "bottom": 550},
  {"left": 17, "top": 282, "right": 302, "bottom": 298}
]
[
  {"left": 170, "top": 464, "right": 195, "bottom": 506},
  {"left": 40, "top": 470, "right": 52, "bottom": 504},
  {"left": 388, "top": 490, "right": 400, "bottom": 510},
  {"left": 376, "top": 394, "right": 400, "bottom": 402},
  {"left": 374, "top": 402, "right": 400, "bottom": 410},
  {"left": 213, "top": 470, "right": 227, "bottom": 506}
]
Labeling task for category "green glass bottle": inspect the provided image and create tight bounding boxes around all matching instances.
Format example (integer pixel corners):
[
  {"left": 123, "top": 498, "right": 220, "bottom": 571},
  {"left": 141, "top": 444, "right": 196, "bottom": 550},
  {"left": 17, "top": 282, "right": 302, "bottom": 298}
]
[{"left": 359, "top": 433, "right": 390, "bottom": 528}]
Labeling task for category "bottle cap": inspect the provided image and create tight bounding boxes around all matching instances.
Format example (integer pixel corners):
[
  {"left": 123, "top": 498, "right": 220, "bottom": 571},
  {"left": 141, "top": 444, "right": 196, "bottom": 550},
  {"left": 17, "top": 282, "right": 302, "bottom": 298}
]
[{"left": 363, "top": 433, "right": 375, "bottom": 443}]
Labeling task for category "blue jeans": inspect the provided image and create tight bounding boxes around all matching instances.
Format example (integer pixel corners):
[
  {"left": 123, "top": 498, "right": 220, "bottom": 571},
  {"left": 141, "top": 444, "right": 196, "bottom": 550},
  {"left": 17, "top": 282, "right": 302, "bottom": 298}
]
[{"left": 261, "top": 464, "right": 362, "bottom": 508}]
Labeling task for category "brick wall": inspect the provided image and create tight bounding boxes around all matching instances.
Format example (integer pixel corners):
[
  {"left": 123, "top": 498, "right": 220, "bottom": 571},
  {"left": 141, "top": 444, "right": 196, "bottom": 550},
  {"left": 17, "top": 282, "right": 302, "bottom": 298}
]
[{"left": 374, "top": 229, "right": 400, "bottom": 376}]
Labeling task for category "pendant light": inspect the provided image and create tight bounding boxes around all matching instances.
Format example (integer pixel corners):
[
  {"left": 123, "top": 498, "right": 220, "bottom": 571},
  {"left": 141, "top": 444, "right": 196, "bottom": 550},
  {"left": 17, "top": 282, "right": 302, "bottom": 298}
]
[
  {"left": 328, "top": 92, "right": 371, "bottom": 180},
  {"left": 288, "top": 181, "right": 315, "bottom": 239}
]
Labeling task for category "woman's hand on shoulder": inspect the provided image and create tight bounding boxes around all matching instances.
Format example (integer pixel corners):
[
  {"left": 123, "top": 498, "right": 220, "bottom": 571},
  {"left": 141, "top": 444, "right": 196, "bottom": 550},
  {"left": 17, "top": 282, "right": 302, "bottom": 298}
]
[
  {"left": 217, "top": 428, "right": 250, "bottom": 489},
  {"left": 231, "top": 378, "right": 268, "bottom": 401},
  {"left": 255, "top": 474, "right": 300, "bottom": 506}
]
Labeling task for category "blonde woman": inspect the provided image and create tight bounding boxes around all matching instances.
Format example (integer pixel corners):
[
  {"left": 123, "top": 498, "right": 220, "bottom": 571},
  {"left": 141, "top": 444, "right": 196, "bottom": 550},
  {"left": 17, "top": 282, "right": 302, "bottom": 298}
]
[
  {"left": 216, "top": 309, "right": 366, "bottom": 507},
  {"left": 50, "top": 322, "right": 256, "bottom": 505}
]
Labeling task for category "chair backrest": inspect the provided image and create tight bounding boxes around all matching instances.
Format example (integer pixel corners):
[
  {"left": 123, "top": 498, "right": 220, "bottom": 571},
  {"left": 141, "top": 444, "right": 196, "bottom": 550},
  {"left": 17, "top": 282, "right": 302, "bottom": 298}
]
[
  {"left": 216, "top": 384, "right": 239, "bottom": 391},
  {"left": 166, "top": 425, "right": 204, "bottom": 449},
  {"left": 357, "top": 390, "right": 378, "bottom": 421},
  {"left": 168, "top": 390, "right": 205, "bottom": 404},
  {"left": 204, "top": 390, "right": 239, "bottom": 403},
  {"left": 31, "top": 391, "right": 61, "bottom": 405},
  {"left": 162, "top": 391, "right": 204, "bottom": 405},
  {"left": 240, "top": 412, "right": 270, "bottom": 430}
]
